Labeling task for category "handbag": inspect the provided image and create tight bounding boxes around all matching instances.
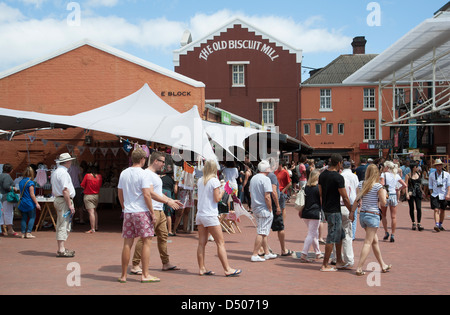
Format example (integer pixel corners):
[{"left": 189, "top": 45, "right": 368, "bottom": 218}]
[
  {"left": 6, "top": 188, "right": 20, "bottom": 203},
  {"left": 294, "top": 188, "right": 306, "bottom": 211}
]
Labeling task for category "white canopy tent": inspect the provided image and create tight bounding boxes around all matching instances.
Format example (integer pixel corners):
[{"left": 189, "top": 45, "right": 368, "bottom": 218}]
[{"left": 0, "top": 84, "right": 269, "bottom": 161}]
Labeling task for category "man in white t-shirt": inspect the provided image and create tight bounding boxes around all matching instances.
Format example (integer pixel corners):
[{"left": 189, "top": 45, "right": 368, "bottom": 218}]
[
  {"left": 118, "top": 148, "right": 157, "bottom": 283},
  {"left": 338, "top": 161, "right": 359, "bottom": 268},
  {"left": 51, "top": 153, "right": 76, "bottom": 258},
  {"left": 250, "top": 160, "right": 276, "bottom": 262},
  {"left": 131, "top": 151, "right": 183, "bottom": 275}
]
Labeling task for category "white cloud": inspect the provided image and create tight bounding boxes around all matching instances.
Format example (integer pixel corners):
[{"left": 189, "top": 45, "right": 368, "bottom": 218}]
[
  {"left": 16, "top": 0, "right": 48, "bottom": 8},
  {"left": 0, "top": 4, "right": 351, "bottom": 72},
  {"left": 188, "top": 10, "right": 352, "bottom": 53},
  {"left": 0, "top": 2, "right": 25, "bottom": 22},
  {"left": 85, "top": 0, "right": 119, "bottom": 8}
]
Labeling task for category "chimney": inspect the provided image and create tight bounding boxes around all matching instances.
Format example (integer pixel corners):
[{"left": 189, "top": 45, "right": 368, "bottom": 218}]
[{"left": 352, "top": 36, "right": 367, "bottom": 55}]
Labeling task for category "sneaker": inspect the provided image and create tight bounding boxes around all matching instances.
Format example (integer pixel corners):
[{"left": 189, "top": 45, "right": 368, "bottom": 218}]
[
  {"left": 439, "top": 225, "right": 445, "bottom": 231},
  {"left": 264, "top": 253, "right": 278, "bottom": 260},
  {"left": 434, "top": 226, "right": 441, "bottom": 232},
  {"left": 251, "top": 255, "right": 266, "bottom": 262}
]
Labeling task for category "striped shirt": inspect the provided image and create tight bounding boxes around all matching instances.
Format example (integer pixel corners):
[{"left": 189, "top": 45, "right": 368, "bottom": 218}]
[{"left": 358, "top": 182, "right": 383, "bottom": 213}]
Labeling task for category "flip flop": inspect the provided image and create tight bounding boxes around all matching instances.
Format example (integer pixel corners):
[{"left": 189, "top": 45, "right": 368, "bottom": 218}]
[
  {"left": 225, "top": 269, "right": 242, "bottom": 277},
  {"left": 356, "top": 270, "right": 366, "bottom": 276},
  {"left": 281, "top": 249, "right": 293, "bottom": 256},
  {"left": 382, "top": 264, "right": 392, "bottom": 273},
  {"left": 200, "top": 271, "right": 215, "bottom": 276},
  {"left": 320, "top": 267, "right": 338, "bottom": 272},
  {"left": 141, "top": 277, "right": 160, "bottom": 283},
  {"left": 162, "top": 266, "right": 180, "bottom": 271},
  {"left": 130, "top": 270, "right": 143, "bottom": 275},
  {"left": 117, "top": 278, "right": 127, "bottom": 283}
]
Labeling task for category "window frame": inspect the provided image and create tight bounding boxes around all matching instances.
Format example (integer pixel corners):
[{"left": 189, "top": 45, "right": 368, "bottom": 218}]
[
  {"left": 364, "top": 119, "right": 376, "bottom": 141},
  {"left": 230, "top": 63, "right": 246, "bottom": 87},
  {"left": 320, "top": 89, "right": 332, "bottom": 111},
  {"left": 363, "top": 88, "right": 376, "bottom": 110},
  {"left": 315, "top": 123, "right": 322, "bottom": 135},
  {"left": 261, "top": 102, "right": 275, "bottom": 126},
  {"left": 304, "top": 123, "right": 310, "bottom": 135}
]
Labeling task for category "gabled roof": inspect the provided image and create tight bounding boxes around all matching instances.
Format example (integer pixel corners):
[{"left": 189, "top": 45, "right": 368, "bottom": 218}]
[
  {"left": 0, "top": 39, "right": 205, "bottom": 88},
  {"left": 173, "top": 17, "right": 303, "bottom": 66},
  {"left": 302, "top": 54, "right": 378, "bottom": 85}
]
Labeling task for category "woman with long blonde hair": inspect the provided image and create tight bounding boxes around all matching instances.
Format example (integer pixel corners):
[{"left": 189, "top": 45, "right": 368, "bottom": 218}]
[
  {"left": 196, "top": 160, "right": 241, "bottom": 277},
  {"left": 380, "top": 161, "right": 406, "bottom": 242},
  {"left": 18, "top": 166, "right": 41, "bottom": 239},
  {"left": 350, "top": 164, "right": 392, "bottom": 276}
]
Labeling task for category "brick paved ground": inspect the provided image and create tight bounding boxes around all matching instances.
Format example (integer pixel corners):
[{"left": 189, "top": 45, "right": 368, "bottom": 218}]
[{"left": 1, "top": 198, "right": 449, "bottom": 297}]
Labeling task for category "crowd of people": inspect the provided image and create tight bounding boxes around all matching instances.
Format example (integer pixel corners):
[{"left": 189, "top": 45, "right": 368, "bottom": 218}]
[{"left": 1, "top": 149, "right": 449, "bottom": 281}]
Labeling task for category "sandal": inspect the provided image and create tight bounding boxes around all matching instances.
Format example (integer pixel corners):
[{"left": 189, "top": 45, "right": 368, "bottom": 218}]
[
  {"left": 356, "top": 270, "right": 366, "bottom": 276},
  {"left": 56, "top": 249, "right": 75, "bottom": 258},
  {"left": 281, "top": 249, "right": 293, "bottom": 256},
  {"left": 141, "top": 277, "right": 160, "bottom": 283},
  {"left": 382, "top": 264, "right": 392, "bottom": 273},
  {"left": 300, "top": 255, "right": 313, "bottom": 263}
]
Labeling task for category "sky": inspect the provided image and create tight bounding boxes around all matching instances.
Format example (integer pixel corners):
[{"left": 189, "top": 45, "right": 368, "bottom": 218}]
[{"left": 0, "top": 0, "right": 447, "bottom": 79}]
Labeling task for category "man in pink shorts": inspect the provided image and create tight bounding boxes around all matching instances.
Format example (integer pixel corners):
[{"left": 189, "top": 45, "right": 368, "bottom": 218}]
[{"left": 117, "top": 147, "right": 158, "bottom": 283}]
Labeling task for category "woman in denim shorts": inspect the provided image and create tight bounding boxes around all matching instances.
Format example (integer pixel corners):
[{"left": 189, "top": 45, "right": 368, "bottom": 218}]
[
  {"left": 350, "top": 165, "right": 392, "bottom": 276},
  {"left": 379, "top": 161, "right": 406, "bottom": 242}
]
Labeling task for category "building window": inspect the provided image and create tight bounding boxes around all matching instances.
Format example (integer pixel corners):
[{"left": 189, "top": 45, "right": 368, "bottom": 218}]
[
  {"left": 262, "top": 102, "right": 275, "bottom": 125},
  {"left": 320, "top": 89, "right": 332, "bottom": 111},
  {"left": 315, "top": 123, "right": 322, "bottom": 135},
  {"left": 232, "top": 64, "right": 245, "bottom": 87},
  {"left": 327, "top": 123, "right": 333, "bottom": 135},
  {"left": 364, "top": 119, "right": 376, "bottom": 140},
  {"left": 338, "top": 123, "right": 344, "bottom": 135},
  {"left": 304, "top": 123, "right": 310, "bottom": 135},
  {"left": 363, "top": 88, "right": 376, "bottom": 109}
]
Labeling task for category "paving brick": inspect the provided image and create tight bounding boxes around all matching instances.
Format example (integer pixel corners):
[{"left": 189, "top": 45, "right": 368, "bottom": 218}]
[{"left": 0, "top": 199, "right": 449, "bottom": 296}]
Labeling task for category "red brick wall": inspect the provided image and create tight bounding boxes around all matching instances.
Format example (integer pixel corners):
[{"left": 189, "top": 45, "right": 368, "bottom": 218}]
[
  {"left": 300, "top": 85, "right": 392, "bottom": 161},
  {"left": 175, "top": 24, "right": 302, "bottom": 138},
  {"left": 0, "top": 44, "right": 205, "bottom": 173}
]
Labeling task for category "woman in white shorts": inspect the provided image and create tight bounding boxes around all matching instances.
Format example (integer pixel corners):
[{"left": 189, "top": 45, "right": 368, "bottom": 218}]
[
  {"left": 380, "top": 161, "right": 406, "bottom": 243},
  {"left": 196, "top": 159, "right": 242, "bottom": 277}
]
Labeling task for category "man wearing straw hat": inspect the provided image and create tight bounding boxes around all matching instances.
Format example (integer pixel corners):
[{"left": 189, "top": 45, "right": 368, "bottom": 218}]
[
  {"left": 428, "top": 159, "right": 450, "bottom": 232},
  {"left": 51, "top": 153, "right": 76, "bottom": 257}
]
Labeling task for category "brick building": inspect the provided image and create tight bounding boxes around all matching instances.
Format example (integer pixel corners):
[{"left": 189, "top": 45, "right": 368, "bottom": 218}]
[
  {"left": 300, "top": 37, "right": 395, "bottom": 162},
  {"left": 174, "top": 18, "right": 303, "bottom": 141},
  {"left": 0, "top": 39, "right": 205, "bottom": 175}
]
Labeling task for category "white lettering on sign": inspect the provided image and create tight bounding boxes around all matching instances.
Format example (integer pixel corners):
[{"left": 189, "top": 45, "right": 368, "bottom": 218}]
[{"left": 199, "top": 40, "right": 279, "bottom": 62}]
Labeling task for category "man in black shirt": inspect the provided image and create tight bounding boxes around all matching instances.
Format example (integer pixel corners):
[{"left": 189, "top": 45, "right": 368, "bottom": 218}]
[
  {"left": 318, "top": 154, "right": 352, "bottom": 272},
  {"left": 355, "top": 158, "right": 368, "bottom": 182}
]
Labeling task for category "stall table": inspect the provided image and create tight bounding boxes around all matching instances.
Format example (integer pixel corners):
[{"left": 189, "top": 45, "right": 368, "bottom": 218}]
[{"left": 35, "top": 197, "right": 56, "bottom": 231}]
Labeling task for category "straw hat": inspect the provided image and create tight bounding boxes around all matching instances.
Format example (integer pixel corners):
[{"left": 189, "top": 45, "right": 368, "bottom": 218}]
[
  {"left": 433, "top": 159, "right": 444, "bottom": 166},
  {"left": 55, "top": 153, "right": 76, "bottom": 164}
]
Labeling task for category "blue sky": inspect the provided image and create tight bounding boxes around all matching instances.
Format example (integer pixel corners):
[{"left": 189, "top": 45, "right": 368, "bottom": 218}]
[{"left": 0, "top": 0, "right": 446, "bottom": 78}]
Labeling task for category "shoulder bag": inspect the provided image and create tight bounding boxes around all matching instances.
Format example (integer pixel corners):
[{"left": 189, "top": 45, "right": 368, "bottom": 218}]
[{"left": 294, "top": 188, "right": 306, "bottom": 211}]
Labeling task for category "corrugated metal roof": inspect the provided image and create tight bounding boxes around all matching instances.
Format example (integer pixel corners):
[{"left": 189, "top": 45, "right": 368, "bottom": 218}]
[{"left": 302, "top": 54, "right": 378, "bottom": 85}]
